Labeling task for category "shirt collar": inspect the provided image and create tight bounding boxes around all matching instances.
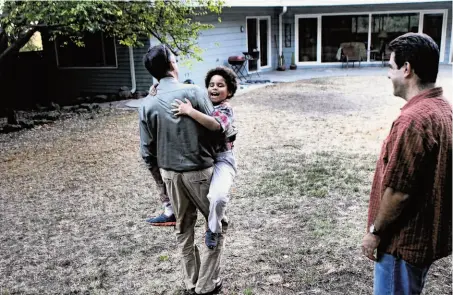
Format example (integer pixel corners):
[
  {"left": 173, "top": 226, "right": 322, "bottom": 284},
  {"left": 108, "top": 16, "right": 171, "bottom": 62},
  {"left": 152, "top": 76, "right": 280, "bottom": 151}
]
[
  {"left": 157, "top": 77, "right": 179, "bottom": 88},
  {"left": 401, "top": 87, "right": 443, "bottom": 112}
]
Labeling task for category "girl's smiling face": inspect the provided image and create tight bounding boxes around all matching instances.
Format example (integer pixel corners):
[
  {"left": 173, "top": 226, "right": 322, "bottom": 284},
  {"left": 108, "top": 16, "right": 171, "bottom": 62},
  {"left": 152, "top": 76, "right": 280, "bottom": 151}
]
[{"left": 208, "top": 75, "right": 231, "bottom": 105}]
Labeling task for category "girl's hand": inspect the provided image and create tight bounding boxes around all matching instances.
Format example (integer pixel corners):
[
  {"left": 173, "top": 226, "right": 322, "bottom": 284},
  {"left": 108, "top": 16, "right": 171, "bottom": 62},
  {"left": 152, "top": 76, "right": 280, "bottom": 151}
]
[
  {"left": 171, "top": 98, "right": 193, "bottom": 116},
  {"left": 149, "top": 83, "right": 159, "bottom": 96}
]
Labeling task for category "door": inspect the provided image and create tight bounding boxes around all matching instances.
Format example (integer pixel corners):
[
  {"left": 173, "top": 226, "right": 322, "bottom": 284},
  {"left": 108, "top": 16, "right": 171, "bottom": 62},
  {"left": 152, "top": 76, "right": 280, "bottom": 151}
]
[
  {"left": 298, "top": 17, "right": 318, "bottom": 62},
  {"left": 247, "top": 18, "right": 258, "bottom": 72},
  {"left": 247, "top": 16, "right": 271, "bottom": 72},
  {"left": 422, "top": 13, "right": 443, "bottom": 52},
  {"left": 259, "top": 19, "right": 269, "bottom": 67}
]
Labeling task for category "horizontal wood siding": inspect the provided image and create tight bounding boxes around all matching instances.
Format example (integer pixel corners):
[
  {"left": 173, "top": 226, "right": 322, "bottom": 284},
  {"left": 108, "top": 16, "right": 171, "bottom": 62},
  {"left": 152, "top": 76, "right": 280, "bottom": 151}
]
[
  {"left": 175, "top": 7, "right": 279, "bottom": 86},
  {"left": 46, "top": 41, "right": 133, "bottom": 99},
  {"left": 49, "top": 1, "right": 451, "bottom": 99},
  {"left": 134, "top": 38, "right": 153, "bottom": 92}
]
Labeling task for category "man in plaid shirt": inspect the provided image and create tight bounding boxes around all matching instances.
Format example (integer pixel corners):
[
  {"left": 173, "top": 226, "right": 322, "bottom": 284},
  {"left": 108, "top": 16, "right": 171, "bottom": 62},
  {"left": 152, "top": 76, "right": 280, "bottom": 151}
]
[{"left": 362, "top": 33, "right": 452, "bottom": 295}]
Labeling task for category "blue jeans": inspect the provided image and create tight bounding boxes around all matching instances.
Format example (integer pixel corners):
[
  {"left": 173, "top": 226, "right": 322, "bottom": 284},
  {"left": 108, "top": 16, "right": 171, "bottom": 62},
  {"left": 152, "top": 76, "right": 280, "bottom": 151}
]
[{"left": 374, "top": 252, "right": 431, "bottom": 295}]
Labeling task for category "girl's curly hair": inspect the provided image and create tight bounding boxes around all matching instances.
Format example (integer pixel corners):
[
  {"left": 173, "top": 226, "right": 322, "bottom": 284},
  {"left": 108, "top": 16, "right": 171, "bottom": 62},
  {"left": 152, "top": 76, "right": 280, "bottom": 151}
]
[{"left": 204, "top": 66, "right": 238, "bottom": 99}]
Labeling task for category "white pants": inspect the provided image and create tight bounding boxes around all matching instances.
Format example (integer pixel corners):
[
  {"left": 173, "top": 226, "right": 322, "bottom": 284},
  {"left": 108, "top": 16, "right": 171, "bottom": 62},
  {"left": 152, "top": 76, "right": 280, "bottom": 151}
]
[{"left": 207, "top": 150, "right": 237, "bottom": 233}]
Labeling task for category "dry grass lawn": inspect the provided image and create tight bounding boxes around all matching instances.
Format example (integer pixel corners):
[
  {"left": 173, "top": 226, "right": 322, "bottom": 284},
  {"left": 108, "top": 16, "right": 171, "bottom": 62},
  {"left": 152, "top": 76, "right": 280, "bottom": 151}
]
[{"left": 1, "top": 75, "right": 451, "bottom": 295}]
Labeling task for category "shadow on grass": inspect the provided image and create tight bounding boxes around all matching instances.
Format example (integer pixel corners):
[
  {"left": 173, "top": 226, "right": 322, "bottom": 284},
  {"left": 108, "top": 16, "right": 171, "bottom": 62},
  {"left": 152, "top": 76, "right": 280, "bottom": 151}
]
[
  {"left": 251, "top": 150, "right": 375, "bottom": 200},
  {"left": 230, "top": 149, "right": 451, "bottom": 295}
]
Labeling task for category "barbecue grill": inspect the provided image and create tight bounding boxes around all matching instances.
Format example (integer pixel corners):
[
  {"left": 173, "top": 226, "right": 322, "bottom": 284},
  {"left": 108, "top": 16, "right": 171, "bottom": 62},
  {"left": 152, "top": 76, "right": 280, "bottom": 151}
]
[{"left": 228, "top": 55, "right": 247, "bottom": 81}]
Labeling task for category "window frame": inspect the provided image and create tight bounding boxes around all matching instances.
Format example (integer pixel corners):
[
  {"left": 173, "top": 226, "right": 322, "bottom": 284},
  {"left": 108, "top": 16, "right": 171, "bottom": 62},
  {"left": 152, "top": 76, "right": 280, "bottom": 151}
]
[
  {"left": 54, "top": 32, "right": 118, "bottom": 70},
  {"left": 245, "top": 15, "right": 272, "bottom": 72},
  {"left": 294, "top": 9, "right": 448, "bottom": 65}
]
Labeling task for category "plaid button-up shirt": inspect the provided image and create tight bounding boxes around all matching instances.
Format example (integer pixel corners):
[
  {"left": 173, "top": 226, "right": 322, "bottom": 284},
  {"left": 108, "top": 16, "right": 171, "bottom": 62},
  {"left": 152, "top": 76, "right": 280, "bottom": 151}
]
[
  {"left": 367, "top": 87, "right": 452, "bottom": 266},
  {"left": 212, "top": 101, "right": 236, "bottom": 152}
]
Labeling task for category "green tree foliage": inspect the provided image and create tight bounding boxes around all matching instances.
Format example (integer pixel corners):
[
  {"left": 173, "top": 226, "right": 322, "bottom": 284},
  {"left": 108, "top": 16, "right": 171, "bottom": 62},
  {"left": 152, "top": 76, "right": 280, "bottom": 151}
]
[{"left": 0, "top": 0, "right": 223, "bottom": 65}]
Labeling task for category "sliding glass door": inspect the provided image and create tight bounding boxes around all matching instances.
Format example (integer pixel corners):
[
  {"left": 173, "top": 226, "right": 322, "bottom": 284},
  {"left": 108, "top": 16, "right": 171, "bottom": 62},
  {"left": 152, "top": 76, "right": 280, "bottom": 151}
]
[
  {"left": 246, "top": 16, "right": 271, "bottom": 72},
  {"left": 297, "top": 17, "right": 318, "bottom": 62},
  {"left": 295, "top": 10, "right": 447, "bottom": 64}
]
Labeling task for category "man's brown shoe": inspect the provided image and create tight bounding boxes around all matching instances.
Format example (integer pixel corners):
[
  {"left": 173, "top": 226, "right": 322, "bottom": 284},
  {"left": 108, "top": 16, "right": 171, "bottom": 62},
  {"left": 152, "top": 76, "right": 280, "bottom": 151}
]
[{"left": 196, "top": 279, "right": 222, "bottom": 295}]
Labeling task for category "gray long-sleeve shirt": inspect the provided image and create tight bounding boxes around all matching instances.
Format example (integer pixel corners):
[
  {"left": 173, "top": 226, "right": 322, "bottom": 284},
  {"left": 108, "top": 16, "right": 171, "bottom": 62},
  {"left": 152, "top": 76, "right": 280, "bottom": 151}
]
[{"left": 139, "top": 77, "right": 216, "bottom": 172}]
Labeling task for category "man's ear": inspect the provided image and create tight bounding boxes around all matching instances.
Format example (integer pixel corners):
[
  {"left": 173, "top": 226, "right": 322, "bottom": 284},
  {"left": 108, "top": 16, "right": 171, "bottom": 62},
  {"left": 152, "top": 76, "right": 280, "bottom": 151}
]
[
  {"left": 169, "top": 61, "right": 176, "bottom": 72},
  {"left": 403, "top": 62, "right": 413, "bottom": 78}
]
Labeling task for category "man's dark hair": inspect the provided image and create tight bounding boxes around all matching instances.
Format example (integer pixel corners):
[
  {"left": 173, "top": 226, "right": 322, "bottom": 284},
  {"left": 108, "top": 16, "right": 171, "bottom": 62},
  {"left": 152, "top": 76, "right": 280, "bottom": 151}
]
[
  {"left": 388, "top": 33, "right": 439, "bottom": 84},
  {"left": 204, "top": 66, "right": 238, "bottom": 98},
  {"left": 143, "top": 44, "right": 172, "bottom": 80}
]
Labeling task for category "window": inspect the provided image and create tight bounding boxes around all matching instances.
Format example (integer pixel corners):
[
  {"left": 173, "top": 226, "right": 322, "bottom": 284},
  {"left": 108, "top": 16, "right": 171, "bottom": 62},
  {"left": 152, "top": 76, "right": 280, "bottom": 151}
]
[
  {"left": 297, "top": 10, "right": 446, "bottom": 64},
  {"left": 423, "top": 14, "right": 443, "bottom": 52},
  {"left": 370, "top": 13, "right": 419, "bottom": 61},
  {"left": 20, "top": 31, "right": 43, "bottom": 52},
  {"left": 56, "top": 32, "right": 117, "bottom": 68},
  {"left": 298, "top": 17, "right": 318, "bottom": 62},
  {"left": 321, "top": 15, "right": 369, "bottom": 62}
]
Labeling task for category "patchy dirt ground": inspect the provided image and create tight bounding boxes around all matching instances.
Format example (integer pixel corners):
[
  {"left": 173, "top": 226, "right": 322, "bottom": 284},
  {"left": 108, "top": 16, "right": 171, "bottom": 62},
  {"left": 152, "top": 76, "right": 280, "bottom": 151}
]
[{"left": 1, "top": 75, "right": 451, "bottom": 295}]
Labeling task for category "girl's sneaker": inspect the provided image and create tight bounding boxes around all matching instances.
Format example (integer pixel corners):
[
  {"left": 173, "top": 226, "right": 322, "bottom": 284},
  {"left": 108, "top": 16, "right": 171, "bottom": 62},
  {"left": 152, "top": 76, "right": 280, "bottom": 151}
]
[{"left": 205, "top": 229, "right": 221, "bottom": 249}]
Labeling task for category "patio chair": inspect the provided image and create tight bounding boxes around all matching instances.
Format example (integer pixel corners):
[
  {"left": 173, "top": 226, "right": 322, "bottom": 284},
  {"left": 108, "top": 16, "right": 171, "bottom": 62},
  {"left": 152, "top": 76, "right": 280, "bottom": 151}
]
[
  {"left": 243, "top": 51, "right": 260, "bottom": 78},
  {"left": 340, "top": 42, "right": 366, "bottom": 68},
  {"left": 380, "top": 43, "right": 392, "bottom": 66}
]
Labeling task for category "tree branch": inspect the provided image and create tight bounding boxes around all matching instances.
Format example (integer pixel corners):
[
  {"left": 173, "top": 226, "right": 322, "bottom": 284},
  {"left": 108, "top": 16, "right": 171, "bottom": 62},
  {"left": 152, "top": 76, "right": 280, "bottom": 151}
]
[
  {"left": 149, "top": 28, "right": 178, "bottom": 56},
  {"left": 168, "top": 30, "right": 191, "bottom": 56}
]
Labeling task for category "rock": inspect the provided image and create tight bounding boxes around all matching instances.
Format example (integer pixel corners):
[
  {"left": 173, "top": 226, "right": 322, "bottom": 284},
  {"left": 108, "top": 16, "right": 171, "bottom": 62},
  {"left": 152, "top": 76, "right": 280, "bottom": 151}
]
[
  {"left": 79, "top": 103, "right": 93, "bottom": 111},
  {"left": 91, "top": 103, "right": 100, "bottom": 111},
  {"left": 34, "top": 119, "right": 54, "bottom": 125},
  {"left": 134, "top": 90, "right": 148, "bottom": 99},
  {"left": 119, "top": 90, "right": 132, "bottom": 99},
  {"left": 6, "top": 109, "right": 18, "bottom": 125},
  {"left": 18, "top": 119, "right": 35, "bottom": 129},
  {"left": 49, "top": 111, "right": 61, "bottom": 120},
  {"left": 50, "top": 102, "right": 61, "bottom": 111},
  {"left": 119, "top": 86, "right": 130, "bottom": 91},
  {"left": 94, "top": 94, "right": 109, "bottom": 102},
  {"left": 76, "top": 108, "right": 89, "bottom": 113},
  {"left": 32, "top": 111, "right": 60, "bottom": 121},
  {"left": 1, "top": 124, "right": 22, "bottom": 133},
  {"left": 62, "top": 106, "right": 74, "bottom": 112}
]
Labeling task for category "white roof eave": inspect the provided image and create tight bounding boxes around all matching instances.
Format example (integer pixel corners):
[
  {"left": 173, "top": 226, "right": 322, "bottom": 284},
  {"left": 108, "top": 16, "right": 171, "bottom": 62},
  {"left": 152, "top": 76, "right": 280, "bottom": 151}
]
[{"left": 223, "top": 0, "right": 449, "bottom": 7}]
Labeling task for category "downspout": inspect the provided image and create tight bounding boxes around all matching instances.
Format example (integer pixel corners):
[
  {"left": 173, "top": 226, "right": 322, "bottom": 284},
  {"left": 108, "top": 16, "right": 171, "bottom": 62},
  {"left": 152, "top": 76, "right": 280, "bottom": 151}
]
[
  {"left": 279, "top": 6, "right": 287, "bottom": 57},
  {"left": 128, "top": 46, "right": 137, "bottom": 94}
]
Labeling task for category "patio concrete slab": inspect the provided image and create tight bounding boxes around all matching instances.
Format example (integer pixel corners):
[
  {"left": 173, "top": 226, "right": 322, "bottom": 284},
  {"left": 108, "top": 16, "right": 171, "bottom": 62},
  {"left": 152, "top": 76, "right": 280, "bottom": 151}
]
[
  {"left": 113, "top": 64, "right": 452, "bottom": 109},
  {"left": 250, "top": 64, "right": 452, "bottom": 83}
]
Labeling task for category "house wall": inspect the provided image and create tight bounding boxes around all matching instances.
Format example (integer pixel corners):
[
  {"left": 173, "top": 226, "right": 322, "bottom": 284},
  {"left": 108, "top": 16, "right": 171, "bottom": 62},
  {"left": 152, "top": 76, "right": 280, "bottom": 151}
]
[
  {"left": 151, "top": 2, "right": 451, "bottom": 87},
  {"left": 133, "top": 39, "right": 153, "bottom": 92},
  {"left": 175, "top": 7, "right": 280, "bottom": 86},
  {"left": 44, "top": 40, "right": 135, "bottom": 101},
  {"left": 44, "top": 1, "right": 451, "bottom": 99}
]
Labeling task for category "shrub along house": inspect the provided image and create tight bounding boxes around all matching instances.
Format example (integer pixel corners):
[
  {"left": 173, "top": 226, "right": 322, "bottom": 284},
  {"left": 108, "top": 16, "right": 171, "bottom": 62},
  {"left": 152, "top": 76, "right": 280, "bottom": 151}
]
[{"left": 40, "top": 0, "right": 452, "bottom": 102}]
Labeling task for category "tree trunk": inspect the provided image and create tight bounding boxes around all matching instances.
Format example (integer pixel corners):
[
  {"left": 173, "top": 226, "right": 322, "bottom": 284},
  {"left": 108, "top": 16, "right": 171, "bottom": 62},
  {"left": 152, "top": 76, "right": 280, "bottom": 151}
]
[
  {"left": 6, "top": 109, "right": 18, "bottom": 124},
  {"left": 0, "top": 29, "right": 8, "bottom": 54}
]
